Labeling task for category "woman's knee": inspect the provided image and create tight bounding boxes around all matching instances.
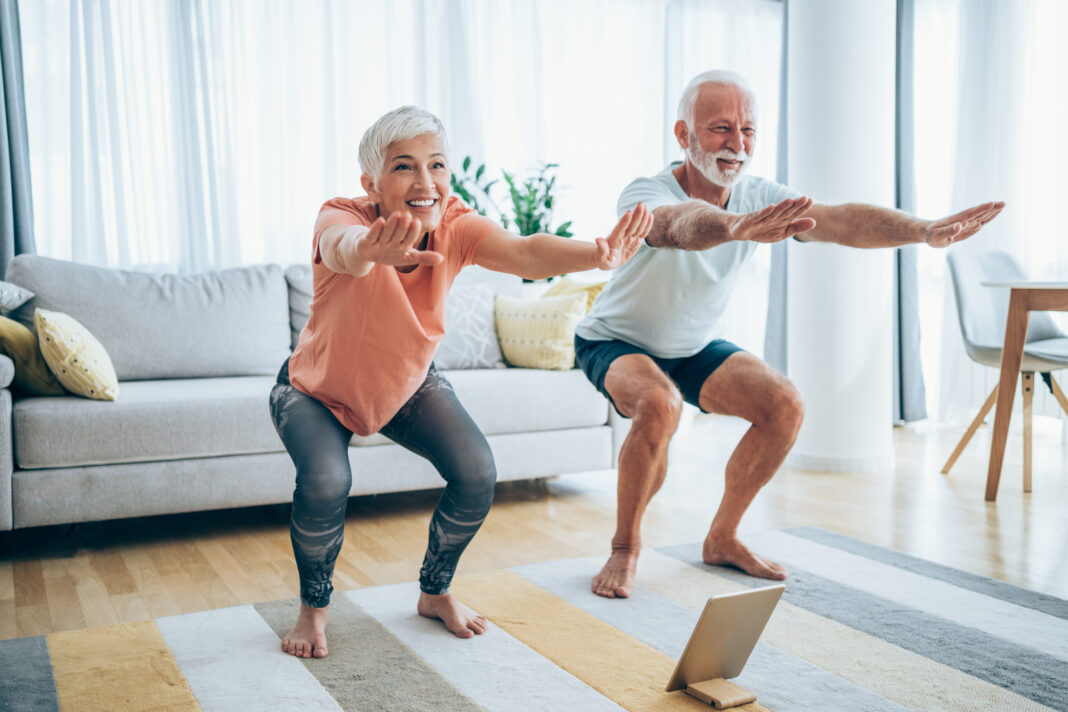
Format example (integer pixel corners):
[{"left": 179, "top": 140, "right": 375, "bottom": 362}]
[{"left": 294, "top": 465, "right": 352, "bottom": 509}]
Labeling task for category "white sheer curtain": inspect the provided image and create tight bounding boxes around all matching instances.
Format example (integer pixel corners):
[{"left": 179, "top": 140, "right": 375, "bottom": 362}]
[
  {"left": 21, "top": 0, "right": 782, "bottom": 282},
  {"left": 913, "top": 0, "right": 1068, "bottom": 425}
]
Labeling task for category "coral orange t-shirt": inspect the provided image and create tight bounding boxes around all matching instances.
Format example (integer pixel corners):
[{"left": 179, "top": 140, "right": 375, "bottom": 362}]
[{"left": 288, "top": 195, "right": 498, "bottom": 436}]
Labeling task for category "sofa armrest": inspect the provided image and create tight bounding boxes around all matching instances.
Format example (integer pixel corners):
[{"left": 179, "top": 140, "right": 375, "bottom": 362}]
[
  {"left": 0, "top": 353, "right": 13, "bottom": 390},
  {"left": 609, "top": 407, "right": 631, "bottom": 469},
  {"left": 0, "top": 381, "right": 12, "bottom": 530}
]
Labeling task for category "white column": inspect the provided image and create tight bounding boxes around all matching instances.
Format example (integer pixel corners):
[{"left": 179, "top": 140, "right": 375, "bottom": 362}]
[{"left": 784, "top": 0, "right": 896, "bottom": 472}]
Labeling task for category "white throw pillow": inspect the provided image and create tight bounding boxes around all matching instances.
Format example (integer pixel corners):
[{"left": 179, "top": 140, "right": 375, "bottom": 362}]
[
  {"left": 35, "top": 308, "right": 119, "bottom": 400},
  {"left": 435, "top": 282, "right": 506, "bottom": 369},
  {"left": 0, "top": 279, "right": 33, "bottom": 315}
]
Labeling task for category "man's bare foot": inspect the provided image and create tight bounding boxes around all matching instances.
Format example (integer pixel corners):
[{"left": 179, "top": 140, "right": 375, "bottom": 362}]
[
  {"left": 417, "top": 592, "right": 487, "bottom": 638},
  {"left": 592, "top": 548, "right": 640, "bottom": 598},
  {"left": 703, "top": 534, "right": 787, "bottom": 580},
  {"left": 282, "top": 604, "right": 329, "bottom": 658}
]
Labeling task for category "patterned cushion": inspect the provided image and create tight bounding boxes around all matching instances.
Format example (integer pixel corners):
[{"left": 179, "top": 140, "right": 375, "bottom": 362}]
[
  {"left": 542, "top": 277, "right": 607, "bottom": 313},
  {"left": 435, "top": 282, "right": 505, "bottom": 369},
  {"left": 0, "top": 279, "right": 33, "bottom": 315},
  {"left": 34, "top": 309, "right": 119, "bottom": 400},
  {"left": 0, "top": 316, "right": 66, "bottom": 395},
  {"left": 494, "top": 293, "right": 588, "bottom": 370}
]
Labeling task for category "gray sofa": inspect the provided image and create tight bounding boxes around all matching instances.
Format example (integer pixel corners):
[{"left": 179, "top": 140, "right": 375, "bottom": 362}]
[{"left": 0, "top": 255, "right": 626, "bottom": 531}]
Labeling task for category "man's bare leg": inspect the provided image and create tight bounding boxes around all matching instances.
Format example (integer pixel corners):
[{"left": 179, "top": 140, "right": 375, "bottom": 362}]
[
  {"left": 418, "top": 592, "right": 488, "bottom": 638},
  {"left": 698, "top": 352, "right": 804, "bottom": 579},
  {"left": 282, "top": 604, "right": 329, "bottom": 658},
  {"left": 592, "top": 355, "right": 683, "bottom": 598}
]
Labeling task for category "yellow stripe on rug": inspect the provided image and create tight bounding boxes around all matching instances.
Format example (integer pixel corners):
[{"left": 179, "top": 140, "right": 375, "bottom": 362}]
[
  {"left": 452, "top": 569, "right": 769, "bottom": 712},
  {"left": 637, "top": 550, "right": 1056, "bottom": 712},
  {"left": 47, "top": 620, "right": 201, "bottom": 712}
]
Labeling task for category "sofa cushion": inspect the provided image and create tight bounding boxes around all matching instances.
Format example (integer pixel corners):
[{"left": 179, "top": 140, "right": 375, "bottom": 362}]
[
  {"left": 494, "top": 293, "right": 588, "bottom": 370},
  {"left": 13, "top": 377, "right": 282, "bottom": 469},
  {"left": 284, "top": 264, "right": 312, "bottom": 349},
  {"left": 14, "top": 368, "right": 608, "bottom": 467},
  {"left": 434, "top": 282, "right": 505, "bottom": 369},
  {"left": 6, "top": 255, "right": 291, "bottom": 380},
  {"left": 350, "top": 368, "right": 608, "bottom": 446},
  {"left": 0, "top": 316, "right": 66, "bottom": 395},
  {"left": 0, "top": 279, "right": 33, "bottom": 314},
  {"left": 35, "top": 308, "right": 119, "bottom": 401}
]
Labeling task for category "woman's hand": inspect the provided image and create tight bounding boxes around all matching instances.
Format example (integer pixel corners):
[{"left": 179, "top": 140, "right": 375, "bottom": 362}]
[
  {"left": 354, "top": 212, "right": 444, "bottom": 267},
  {"left": 593, "top": 203, "right": 654, "bottom": 270}
]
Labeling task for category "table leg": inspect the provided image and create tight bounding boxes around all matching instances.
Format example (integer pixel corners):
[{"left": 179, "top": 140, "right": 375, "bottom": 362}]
[{"left": 985, "top": 291, "right": 1030, "bottom": 501}]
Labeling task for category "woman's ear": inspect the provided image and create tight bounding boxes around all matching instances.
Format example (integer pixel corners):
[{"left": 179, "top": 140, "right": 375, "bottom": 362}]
[{"left": 360, "top": 174, "right": 379, "bottom": 201}]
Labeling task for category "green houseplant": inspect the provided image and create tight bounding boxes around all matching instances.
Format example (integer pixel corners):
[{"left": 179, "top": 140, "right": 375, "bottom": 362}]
[
  {"left": 501, "top": 163, "right": 573, "bottom": 239},
  {"left": 452, "top": 158, "right": 573, "bottom": 281}
]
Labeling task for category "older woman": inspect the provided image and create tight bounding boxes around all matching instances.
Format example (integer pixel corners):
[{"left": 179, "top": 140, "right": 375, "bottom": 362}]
[{"left": 270, "top": 105, "right": 652, "bottom": 658}]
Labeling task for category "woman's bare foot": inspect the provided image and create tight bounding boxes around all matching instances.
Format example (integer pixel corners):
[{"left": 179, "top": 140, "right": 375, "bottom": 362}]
[
  {"left": 282, "top": 604, "right": 329, "bottom": 658},
  {"left": 703, "top": 533, "right": 787, "bottom": 580},
  {"left": 591, "top": 548, "right": 640, "bottom": 598},
  {"left": 417, "top": 592, "right": 487, "bottom": 638}
]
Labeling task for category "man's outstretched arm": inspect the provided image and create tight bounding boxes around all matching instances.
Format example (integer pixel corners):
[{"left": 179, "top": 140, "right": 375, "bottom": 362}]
[
  {"left": 646, "top": 197, "right": 816, "bottom": 250},
  {"left": 801, "top": 201, "right": 1005, "bottom": 249}
]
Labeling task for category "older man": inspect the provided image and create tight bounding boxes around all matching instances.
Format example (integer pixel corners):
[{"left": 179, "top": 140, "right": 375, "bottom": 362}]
[{"left": 574, "top": 69, "right": 1004, "bottom": 598}]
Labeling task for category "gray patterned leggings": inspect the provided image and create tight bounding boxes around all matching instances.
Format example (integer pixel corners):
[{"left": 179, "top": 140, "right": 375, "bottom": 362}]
[{"left": 269, "top": 359, "right": 497, "bottom": 607}]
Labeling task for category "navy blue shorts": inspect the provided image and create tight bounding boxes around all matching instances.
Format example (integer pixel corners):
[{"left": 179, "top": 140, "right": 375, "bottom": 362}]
[{"left": 574, "top": 334, "right": 744, "bottom": 414}]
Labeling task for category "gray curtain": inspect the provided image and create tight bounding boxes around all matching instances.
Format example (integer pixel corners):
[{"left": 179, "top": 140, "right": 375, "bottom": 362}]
[
  {"left": 764, "top": 0, "right": 790, "bottom": 375},
  {"left": 894, "top": 0, "right": 927, "bottom": 422},
  {"left": 0, "top": 0, "right": 34, "bottom": 279}
]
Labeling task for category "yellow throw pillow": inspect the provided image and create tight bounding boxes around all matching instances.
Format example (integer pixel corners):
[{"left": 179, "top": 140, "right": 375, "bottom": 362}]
[
  {"left": 0, "top": 316, "right": 67, "bottom": 395},
  {"left": 541, "top": 276, "right": 607, "bottom": 313},
  {"left": 494, "top": 293, "right": 588, "bottom": 370},
  {"left": 34, "top": 309, "right": 119, "bottom": 401}
]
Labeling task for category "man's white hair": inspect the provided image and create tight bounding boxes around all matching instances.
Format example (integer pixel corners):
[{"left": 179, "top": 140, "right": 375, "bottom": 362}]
[
  {"left": 358, "top": 106, "right": 449, "bottom": 180},
  {"left": 676, "top": 70, "right": 757, "bottom": 126}
]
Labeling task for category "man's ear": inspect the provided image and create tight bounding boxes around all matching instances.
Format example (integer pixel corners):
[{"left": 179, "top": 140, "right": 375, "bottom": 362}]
[
  {"left": 360, "top": 174, "right": 379, "bottom": 202},
  {"left": 674, "top": 120, "right": 691, "bottom": 150}
]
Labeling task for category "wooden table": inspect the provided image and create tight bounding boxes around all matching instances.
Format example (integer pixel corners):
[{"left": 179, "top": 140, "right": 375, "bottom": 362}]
[{"left": 982, "top": 282, "right": 1068, "bottom": 500}]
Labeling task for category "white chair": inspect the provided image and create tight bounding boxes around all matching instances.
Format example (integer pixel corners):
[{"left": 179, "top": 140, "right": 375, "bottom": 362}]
[{"left": 942, "top": 251, "right": 1068, "bottom": 490}]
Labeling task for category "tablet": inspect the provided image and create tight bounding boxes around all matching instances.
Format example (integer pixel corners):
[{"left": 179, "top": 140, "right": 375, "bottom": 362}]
[{"left": 665, "top": 584, "right": 785, "bottom": 693}]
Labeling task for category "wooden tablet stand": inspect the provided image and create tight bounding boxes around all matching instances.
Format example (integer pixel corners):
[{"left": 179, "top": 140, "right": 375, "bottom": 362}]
[{"left": 684, "top": 678, "right": 757, "bottom": 709}]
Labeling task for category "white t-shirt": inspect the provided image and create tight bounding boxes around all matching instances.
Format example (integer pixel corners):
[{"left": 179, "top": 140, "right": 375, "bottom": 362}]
[{"left": 576, "top": 163, "right": 800, "bottom": 358}]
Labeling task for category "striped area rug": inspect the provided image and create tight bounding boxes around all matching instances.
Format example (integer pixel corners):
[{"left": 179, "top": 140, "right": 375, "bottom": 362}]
[{"left": 3, "top": 526, "right": 1066, "bottom": 711}]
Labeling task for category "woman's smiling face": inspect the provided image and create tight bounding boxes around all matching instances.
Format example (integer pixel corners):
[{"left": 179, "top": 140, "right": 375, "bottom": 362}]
[{"left": 362, "top": 133, "right": 451, "bottom": 231}]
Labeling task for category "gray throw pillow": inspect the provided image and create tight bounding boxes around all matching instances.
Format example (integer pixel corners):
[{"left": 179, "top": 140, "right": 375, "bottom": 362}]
[
  {"left": 435, "top": 282, "right": 505, "bottom": 369},
  {"left": 0, "top": 280, "right": 33, "bottom": 315}
]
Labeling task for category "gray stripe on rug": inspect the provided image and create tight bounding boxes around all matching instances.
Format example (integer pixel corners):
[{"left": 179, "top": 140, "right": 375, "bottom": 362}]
[
  {"left": 254, "top": 596, "right": 480, "bottom": 712},
  {"left": 0, "top": 635, "right": 60, "bottom": 712},
  {"left": 657, "top": 543, "right": 1068, "bottom": 712},
  {"left": 512, "top": 557, "right": 910, "bottom": 712},
  {"left": 785, "top": 526, "right": 1068, "bottom": 620}
]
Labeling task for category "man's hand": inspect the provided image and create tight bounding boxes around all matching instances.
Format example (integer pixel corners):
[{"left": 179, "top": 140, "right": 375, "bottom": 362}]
[
  {"left": 593, "top": 203, "right": 654, "bottom": 270},
  {"left": 354, "top": 212, "right": 444, "bottom": 267},
  {"left": 923, "top": 201, "right": 1006, "bottom": 248},
  {"left": 728, "top": 196, "right": 816, "bottom": 244}
]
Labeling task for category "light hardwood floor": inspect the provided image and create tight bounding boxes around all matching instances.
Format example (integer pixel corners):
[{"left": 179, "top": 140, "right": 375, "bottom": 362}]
[{"left": 2, "top": 414, "right": 1066, "bottom": 642}]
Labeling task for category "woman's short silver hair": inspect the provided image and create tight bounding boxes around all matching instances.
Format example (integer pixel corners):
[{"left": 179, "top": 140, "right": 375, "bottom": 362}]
[
  {"left": 676, "top": 70, "right": 757, "bottom": 127},
  {"left": 358, "top": 106, "right": 449, "bottom": 180}
]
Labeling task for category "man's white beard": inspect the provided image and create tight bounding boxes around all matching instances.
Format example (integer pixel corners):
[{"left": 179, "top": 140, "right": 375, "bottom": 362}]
[{"left": 688, "top": 139, "right": 749, "bottom": 188}]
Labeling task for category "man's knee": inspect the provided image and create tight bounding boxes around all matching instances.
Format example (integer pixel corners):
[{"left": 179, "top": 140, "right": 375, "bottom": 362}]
[
  {"left": 768, "top": 381, "right": 805, "bottom": 434},
  {"left": 632, "top": 385, "right": 684, "bottom": 436}
]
